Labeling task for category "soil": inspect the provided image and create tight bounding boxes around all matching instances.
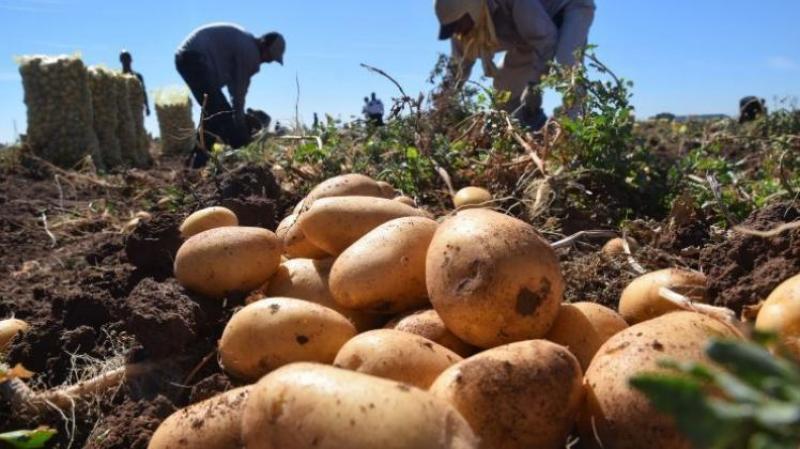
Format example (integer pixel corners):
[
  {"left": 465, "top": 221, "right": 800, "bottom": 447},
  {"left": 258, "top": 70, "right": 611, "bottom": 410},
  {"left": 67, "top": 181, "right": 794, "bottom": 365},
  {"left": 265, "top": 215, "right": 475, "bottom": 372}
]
[{"left": 1, "top": 148, "right": 797, "bottom": 449}]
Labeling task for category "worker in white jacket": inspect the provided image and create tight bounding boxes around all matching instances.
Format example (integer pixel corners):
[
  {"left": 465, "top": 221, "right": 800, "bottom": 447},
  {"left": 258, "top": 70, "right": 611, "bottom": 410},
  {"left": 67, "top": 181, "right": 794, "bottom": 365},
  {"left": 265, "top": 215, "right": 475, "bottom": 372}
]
[{"left": 435, "top": 0, "right": 595, "bottom": 130}]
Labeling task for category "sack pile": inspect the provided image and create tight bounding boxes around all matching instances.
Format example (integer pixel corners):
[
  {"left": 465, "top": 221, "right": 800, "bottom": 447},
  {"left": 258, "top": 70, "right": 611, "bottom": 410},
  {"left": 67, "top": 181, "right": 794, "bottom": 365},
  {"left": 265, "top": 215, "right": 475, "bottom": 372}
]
[
  {"left": 125, "top": 74, "right": 152, "bottom": 166},
  {"left": 18, "top": 55, "right": 100, "bottom": 168},
  {"left": 155, "top": 87, "right": 195, "bottom": 155},
  {"left": 88, "top": 66, "right": 122, "bottom": 168}
]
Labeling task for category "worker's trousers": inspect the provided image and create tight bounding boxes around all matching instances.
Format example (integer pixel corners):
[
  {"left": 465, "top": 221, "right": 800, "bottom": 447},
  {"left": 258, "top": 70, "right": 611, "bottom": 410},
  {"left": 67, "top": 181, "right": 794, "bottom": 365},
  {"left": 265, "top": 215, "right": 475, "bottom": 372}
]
[
  {"left": 494, "top": 1, "right": 595, "bottom": 126},
  {"left": 174, "top": 50, "right": 251, "bottom": 150}
]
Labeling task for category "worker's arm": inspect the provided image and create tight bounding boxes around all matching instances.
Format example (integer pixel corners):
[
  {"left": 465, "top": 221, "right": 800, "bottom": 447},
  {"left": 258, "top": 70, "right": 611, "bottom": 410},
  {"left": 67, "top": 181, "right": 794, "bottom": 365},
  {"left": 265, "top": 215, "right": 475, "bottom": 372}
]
[
  {"left": 511, "top": 0, "right": 558, "bottom": 61},
  {"left": 445, "top": 38, "right": 476, "bottom": 90},
  {"left": 228, "top": 63, "right": 251, "bottom": 123}
]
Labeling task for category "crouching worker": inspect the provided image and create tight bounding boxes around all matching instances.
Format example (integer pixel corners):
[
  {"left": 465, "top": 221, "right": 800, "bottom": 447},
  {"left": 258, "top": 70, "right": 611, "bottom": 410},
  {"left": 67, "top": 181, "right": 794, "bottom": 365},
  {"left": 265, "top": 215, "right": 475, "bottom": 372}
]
[
  {"left": 434, "top": 0, "right": 595, "bottom": 130},
  {"left": 175, "top": 23, "right": 285, "bottom": 160}
]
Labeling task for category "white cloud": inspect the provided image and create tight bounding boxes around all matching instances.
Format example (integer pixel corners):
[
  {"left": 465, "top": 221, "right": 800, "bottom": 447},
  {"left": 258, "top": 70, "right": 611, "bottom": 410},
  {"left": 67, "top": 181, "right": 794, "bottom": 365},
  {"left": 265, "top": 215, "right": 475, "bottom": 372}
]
[{"left": 767, "top": 56, "right": 800, "bottom": 71}]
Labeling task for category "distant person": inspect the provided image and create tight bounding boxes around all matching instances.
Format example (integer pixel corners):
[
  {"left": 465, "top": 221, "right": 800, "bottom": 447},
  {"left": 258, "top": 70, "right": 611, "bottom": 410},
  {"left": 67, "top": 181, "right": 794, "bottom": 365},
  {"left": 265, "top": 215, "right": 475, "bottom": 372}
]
[
  {"left": 364, "top": 92, "right": 385, "bottom": 126},
  {"left": 361, "top": 97, "right": 370, "bottom": 120},
  {"left": 175, "top": 23, "right": 286, "bottom": 150},
  {"left": 120, "top": 50, "right": 150, "bottom": 116},
  {"left": 312, "top": 112, "right": 320, "bottom": 129},
  {"left": 739, "top": 96, "right": 767, "bottom": 124},
  {"left": 434, "top": 0, "right": 596, "bottom": 130},
  {"left": 274, "top": 121, "right": 287, "bottom": 136}
]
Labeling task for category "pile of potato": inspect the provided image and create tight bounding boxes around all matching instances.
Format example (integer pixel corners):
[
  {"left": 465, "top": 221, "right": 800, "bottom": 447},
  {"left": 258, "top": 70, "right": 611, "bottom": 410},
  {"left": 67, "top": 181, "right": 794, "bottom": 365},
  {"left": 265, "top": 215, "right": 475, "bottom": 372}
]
[
  {"left": 18, "top": 55, "right": 100, "bottom": 168},
  {"left": 153, "top": 173, "right": 793, "bottom": 449},
  {"left": 154, "top": 88, "right": 195, "bottom": 155}
]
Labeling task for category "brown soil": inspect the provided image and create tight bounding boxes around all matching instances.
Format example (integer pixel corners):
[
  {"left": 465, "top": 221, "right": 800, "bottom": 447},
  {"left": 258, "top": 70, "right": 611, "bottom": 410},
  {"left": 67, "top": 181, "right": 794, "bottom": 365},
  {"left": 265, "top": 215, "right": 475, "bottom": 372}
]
[
  {"left": 700, "top": 202, "right": 800, "bottom": 313},
  {"left": 0, "top": 153, "right": 281, "bottom": 449}
]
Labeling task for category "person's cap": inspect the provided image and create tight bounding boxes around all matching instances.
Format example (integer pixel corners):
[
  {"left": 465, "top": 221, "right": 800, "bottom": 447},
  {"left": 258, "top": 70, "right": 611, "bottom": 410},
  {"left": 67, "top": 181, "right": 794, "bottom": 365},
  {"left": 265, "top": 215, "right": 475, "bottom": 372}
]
[
  {"left": 434, "top": 0, "right": 481, "bottom": 40},
  {"left": 271, "top": 33, "right": 285, "bottom": 65}
]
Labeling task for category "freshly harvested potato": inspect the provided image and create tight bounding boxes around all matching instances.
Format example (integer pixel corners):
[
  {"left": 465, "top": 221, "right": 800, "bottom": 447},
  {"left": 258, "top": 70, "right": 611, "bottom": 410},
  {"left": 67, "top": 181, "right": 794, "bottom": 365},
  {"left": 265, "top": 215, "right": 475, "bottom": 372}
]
[
  {"left": 393, "top": 196, "right": 416, "bottom": 207},
  {"left": 281, "top": 215, "right": 330, "bottom": 259},
  {"left": 0, "top": 318, "right": 29, "bottom": 351},
  {"left": 265, "top": 258, "right": 383, "bottom": 331},
  {"left": 148, "top": 387, "right": 250, "bottom": 449},
  {"left": 330, "top": 217, "right": 437, "bottom": 313},
  {"left": 755, "top": 273, "right": 800, "bottom": 360},
  {"left": 174, "top": 226, "right": 281, "bottom": 299},
  {"left": 376, "top": 180, "right": 397, "bottom": 198},
  {"left": 545, "top": 302, "right": 629, "bottom": 370},
  {"left": 179, "top": 206, "right": 238, "bottom": 239},
  {"left": 426, "top": 208, "right": 564, "bottom": 348},
  {"left": 619, "top": 268, "right": 707, "bottom": 324},
  {"left": 241, "top": 363, "right": 479, "bottom": 449},
  {"left": 601, "top": 237, "right": 639, "bottom": 257},
  {"left": 303, "top": 174, "right": 393, "bottom": 208},
  {"left": 386, "top": 309, "right": 475, "bottom": 357},
  {"left": 219, "top": 297, "right": 356, "bottom": 381},
  {"left": 333, "top": 329, "right": 462, "bottom": 388},
  {"left": 453, "top": 187, "right": 492, "bottom": 209},
  {"left": 298, "top": 196, "right": 429, "bottom": 255},
  {"left": 580, "top": 311, "right": 741, "bottom": 449},
  {"left": 430, "top": 340, "right": 583, "bottom": 449}
]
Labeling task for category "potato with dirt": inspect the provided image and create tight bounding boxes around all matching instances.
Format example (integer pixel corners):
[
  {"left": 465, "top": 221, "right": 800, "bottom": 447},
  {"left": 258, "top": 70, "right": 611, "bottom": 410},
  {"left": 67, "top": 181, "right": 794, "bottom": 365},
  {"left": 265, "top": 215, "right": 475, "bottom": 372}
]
[
  {"left": 453, "top": 186, "right": 492, "bottom": 209},
  {"left": 298, "top": 196, "right": 429, "bottom": 255},
  {"left": 329, "top": 216, "right": 437, "bottom": 313},
  {"left": 219, "top": 297, "right": 357, "bottom": 381},
  {"left": 430, "top": 340, "right": 583, "bottom": 449},
  {"left": 264, "top": 258, "right": 382, "bottom": 331},
  {"left": 545, "top": 302, "right": 629, "bottom": 370},
  {"left": 302, "top": 174, "right": 394, "bottom": 209},
  {"left": 179, "top": 206, "right": 238, "bottom": 238},
  {"left": 755, "top": 272, "right": 800, "bottom": 360},
  {"left": 618, "top": 268, "right": 707, "bottom": 324},
  {"left": 426, "top": 208, "right": 564, "bottom": 348},
  {"left": 148, "top": 387, "right": 251, "bottom": 449},
  {"left": 601, "top": 237, "right": 639, "bottom": 257},
  {"left": 386, "top": 309, "right": 475, "bottom": 357},
  {"left": 241, "top": 363, "right": 479, "bottom": 449},
  {"left": 333, "top": 329, "right": 462, "bottom": 388},
  {"left": 579, "top": 311, "right": 742, "bottom": 449},
  {"left": 277, "top": 213, "right": 330, "bottom": 259},
  {"left": 174, "top": 226, "right": 281, "bottom": 298},
  {"left": 0, "top": 318, "right": 29, "bottom": 352}
]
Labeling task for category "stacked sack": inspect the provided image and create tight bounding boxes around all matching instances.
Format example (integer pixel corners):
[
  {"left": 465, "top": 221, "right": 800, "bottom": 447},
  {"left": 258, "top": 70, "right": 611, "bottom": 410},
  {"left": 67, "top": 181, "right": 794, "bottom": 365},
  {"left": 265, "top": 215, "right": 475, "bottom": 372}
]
[
  {"left": 18, "top": 54, "right": 100, "bottom": 168},
  {"left": 154, "top": 87, "right": 195, "bottom": 155},
  {"left": 114, "top": 74, "right": 140, "bottom": 167},
  {"left": 125, "top": 73, "right": 152, "bottom": 167},
  {"left": 88, "top": 66, "right": 123, "bottom": 168}
]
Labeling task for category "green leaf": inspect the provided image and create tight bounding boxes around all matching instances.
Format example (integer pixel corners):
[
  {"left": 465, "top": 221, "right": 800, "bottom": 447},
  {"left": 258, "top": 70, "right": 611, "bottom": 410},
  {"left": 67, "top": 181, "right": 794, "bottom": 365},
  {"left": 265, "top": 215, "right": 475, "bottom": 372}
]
[
  {"left": 405, "top": 146, "right": 419, "bottom": 160},
  {"left": 0, "top": 427, "right": 57, "bottom": 449},
  {"left": 707, "top": 340, "right": 800, "bottom": 387}
]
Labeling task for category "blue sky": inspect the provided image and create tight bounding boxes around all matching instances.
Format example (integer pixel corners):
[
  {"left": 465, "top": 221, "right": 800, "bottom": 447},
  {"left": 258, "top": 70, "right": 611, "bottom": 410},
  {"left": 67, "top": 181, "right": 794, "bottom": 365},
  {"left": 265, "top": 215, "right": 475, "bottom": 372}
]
[{"left": 0, "top": 0, "right": 798, "bottom": 142}]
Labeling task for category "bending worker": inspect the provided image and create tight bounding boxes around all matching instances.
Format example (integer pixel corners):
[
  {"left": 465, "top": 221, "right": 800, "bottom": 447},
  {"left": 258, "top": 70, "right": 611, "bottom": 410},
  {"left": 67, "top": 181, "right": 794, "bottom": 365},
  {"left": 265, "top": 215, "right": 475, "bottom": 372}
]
[
  {"left": 434, "top": 0, "right": 595, "bottom": 130},
  {"left": 175, "top": 23, "right": 285, "bottom": 149}
]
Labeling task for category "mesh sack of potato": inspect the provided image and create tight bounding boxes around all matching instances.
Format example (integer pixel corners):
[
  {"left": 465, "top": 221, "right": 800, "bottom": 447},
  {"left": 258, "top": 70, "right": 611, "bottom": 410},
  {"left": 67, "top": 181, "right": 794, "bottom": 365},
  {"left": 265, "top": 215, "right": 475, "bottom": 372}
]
[
  {"left": 124, "top": 73, "right": 152, "bottom": 166},
  {"left": 18, "top": 54, "right": 100, "bottom": 168},
  {"left": 155, "top": 87, "right": 195, "bottom": 155},
  {"left": 113, "top": 73, "right": 141, "bottom": 166},
  {"left": 88, "top": 66, "right": 123, "bottom": 168}
]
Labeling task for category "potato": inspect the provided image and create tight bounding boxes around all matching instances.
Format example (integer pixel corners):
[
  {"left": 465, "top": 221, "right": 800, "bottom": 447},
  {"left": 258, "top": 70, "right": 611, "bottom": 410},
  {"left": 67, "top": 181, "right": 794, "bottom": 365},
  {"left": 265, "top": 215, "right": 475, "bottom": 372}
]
[
  {"left": 264, "top": 258, "right": 383, "bottom": 331},
  {"left": 600, "top": 237, "right": 639, "bottom": 257},
  {"left": 453, "top": 187, "right": 492, "bottom": 209},
  {"left": 174, "top": 226, "right": 281, "bottom": 298},
  {"left": 755, "top": 273, "right": 800, "bottom": 360},
  {"left": 276, "top": 213, "right": 329, "bottom": 259},
  {"left": 619, "top": 268, "right": 707, "bottom": 324},
  {"left": 333, "top": 329, "right": 462, "bottom": 388},
  {"left": 393, "top": 196, "right": 417, "bottom": 207},
  {"left": 330, "top": 217, "right": 437, "bottom": 313},
  {"left": 579, "top": 311, "right": 741, "bottom": 449},
  {"left": 304, "top": 174, "right": 392, "bottom": 208},
  {"left": 148, "top": 387, "right": 250, "bottom": 449},
  {"left": 298, "top": 196, "right": 429, "bottom": 255},
  {"left": 179, "top": 206, "right": 238, "bottom": 239},
  {"left": 219, "top": 297, "right": 357, "bottom": 381},
  {"left": 426, "top": 208, "right": 564, "bottom": 348},
  {"left": 545, "top": 302, "right": 629, "bottom": 370},
  {"left": 430, "top": 340, "right": 583, "bottom": 449},
  {"left": 241, "top": 363, "right": 478, "bottom": 449},
  {"left": 386, "top": 309, "right": 475, "bottom": 357},
  {"left": 0, "top": 318, "right": 29, "bottom": 352}
]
